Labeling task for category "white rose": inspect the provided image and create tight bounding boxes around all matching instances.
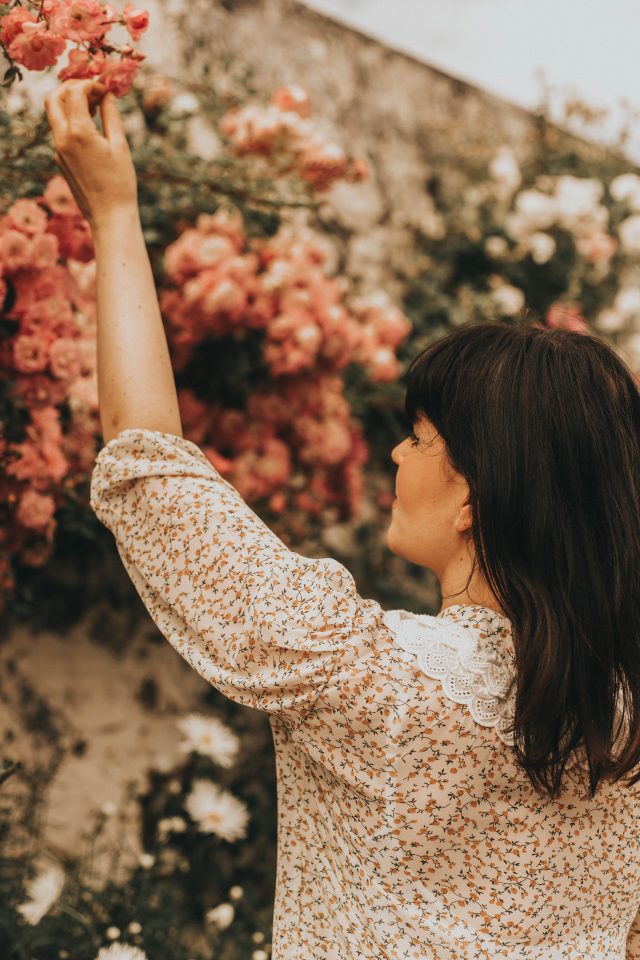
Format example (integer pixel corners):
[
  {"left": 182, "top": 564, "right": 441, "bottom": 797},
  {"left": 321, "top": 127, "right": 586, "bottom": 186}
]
[
  {"left": 504, "top": 213, "right": 531, "bottom": 242},
  {"left": 206, "top": 903, "right": 235, "bottom": 931},
  {"left": 169, "top": 92, "right": 200, "bottom": 115},
  {"left": 514, "top": 190, "right": 557, "bottom": 232},
  {"left": 610, "top": 173, "right": 640, "bottom": 211},
  {"left": 619, "top": 215, "right": 640, "bottom": 255},
  {"left": 492, "top": 284, "right": 525, "bottom": 316},
  {"left": 554, "top": 176, "right": 604, "bottom": 227},
  {"left": 614, "top": 287, "right": 640, "bottom": 317},
  {"left": 186, "top": 115, "right": 221, "bottom": 162},
  {"left": 489, "top": 146, "right": 522, "bottom": 191},
  {"left": 528, "top": 232, "right": 556, "bottom": 265},
  {"left": 595, "top": 308, "right": 626, "bottom": 333}
]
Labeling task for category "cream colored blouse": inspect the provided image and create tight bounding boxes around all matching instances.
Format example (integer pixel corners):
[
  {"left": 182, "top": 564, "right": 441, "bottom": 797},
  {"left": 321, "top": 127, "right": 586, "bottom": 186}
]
[{"left": 89, "top": 429, "right": 640, "bottom": 960}]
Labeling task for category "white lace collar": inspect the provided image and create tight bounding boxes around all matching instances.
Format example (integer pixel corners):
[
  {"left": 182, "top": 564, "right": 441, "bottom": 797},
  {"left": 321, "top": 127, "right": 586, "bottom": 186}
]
[{"left": 382, "top": 603, "right": 517, "bottom": 746}]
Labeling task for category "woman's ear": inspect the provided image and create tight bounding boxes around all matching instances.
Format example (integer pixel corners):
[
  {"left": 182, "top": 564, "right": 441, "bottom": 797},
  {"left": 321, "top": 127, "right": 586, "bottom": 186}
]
[{"left": 454, "top": 497, "right": 473, "bottom": 535}]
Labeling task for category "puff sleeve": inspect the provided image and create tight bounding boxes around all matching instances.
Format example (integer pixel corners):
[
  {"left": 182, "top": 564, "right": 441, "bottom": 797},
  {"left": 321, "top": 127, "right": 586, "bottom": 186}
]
[{"left": 89, "top": 428, "right": 368, "bottom": 724}]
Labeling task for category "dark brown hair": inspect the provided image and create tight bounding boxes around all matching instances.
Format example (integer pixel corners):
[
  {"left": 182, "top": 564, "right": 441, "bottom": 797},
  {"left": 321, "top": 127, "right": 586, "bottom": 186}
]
[{"left": 405, "top": 318, "right": 640, "bottom": 799}]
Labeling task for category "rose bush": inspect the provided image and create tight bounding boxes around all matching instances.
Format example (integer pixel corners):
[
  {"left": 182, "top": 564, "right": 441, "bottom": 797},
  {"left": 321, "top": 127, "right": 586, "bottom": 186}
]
[
  {"left": 0, "top": 0, "right": 149, "bottom": 95},
  {"left": 0, "top": 81, "right": 412, "bottom": 611}
]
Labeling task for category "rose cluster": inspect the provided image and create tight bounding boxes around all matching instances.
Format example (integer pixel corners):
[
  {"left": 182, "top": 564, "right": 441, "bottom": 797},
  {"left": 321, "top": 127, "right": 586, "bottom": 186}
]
[
  {"left": 0, "top": 176, "right": 99, "bottom": 592},
  {"left": 178, "top": 375, "right": 370, "bottom": 524},
  {"left": 0, "top": 0, "right": 150, "bottom": 95},
  {"left": 160, "top": 206, "right": 412, "bottom": 521},
  {"left": 220, "top": 86, "right": 369, "bottom": 191},
  {"left": 474, "top": 149, "right": 640, "bottom": 361}
]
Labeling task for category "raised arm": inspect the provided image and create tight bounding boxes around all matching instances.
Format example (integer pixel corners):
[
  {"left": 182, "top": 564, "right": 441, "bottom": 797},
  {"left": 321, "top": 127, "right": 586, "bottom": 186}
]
[{"left": 44, "top": 79, "right": 182, "bottom": 443}]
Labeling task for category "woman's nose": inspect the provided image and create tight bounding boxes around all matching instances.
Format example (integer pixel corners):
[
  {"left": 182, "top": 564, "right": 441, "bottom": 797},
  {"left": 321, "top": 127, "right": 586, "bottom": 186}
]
[{"left": 391, "top": 440, "right": 405, "bottom": 465}]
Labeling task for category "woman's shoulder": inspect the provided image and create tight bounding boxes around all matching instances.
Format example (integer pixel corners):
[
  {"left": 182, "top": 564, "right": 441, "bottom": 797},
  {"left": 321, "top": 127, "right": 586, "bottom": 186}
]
[
  {"left": 380, "top": 605, "right": 517, "bottom": 745},
  {"left": 381, "top": 607, "right": 481, "bottom": 655}
]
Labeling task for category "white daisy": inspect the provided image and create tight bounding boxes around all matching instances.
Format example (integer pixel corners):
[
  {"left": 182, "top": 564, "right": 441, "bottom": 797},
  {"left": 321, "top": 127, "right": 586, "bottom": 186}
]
[
  {"left": 176, "top": 713, "right": 240, "bottom": 767},
  {"left": 184, "top": 780, "right": 249, "bottom": 841},
  {"left": 16, "top": 862, "right": 64, "bottom": 925},
  {"left": 95, "top": 945, "right": 148, "bottom": 960}
]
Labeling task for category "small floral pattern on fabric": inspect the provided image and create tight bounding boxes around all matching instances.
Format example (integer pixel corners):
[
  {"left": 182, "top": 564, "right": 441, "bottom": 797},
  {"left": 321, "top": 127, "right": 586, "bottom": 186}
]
[{"left": 90, "top": 429, "right": 640, "bottom": 960}]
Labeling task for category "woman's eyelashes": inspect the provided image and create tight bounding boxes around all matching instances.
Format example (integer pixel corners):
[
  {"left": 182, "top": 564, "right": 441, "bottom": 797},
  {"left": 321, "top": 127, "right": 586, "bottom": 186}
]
[{"left": 409, "top": 431, "right": 421, "bottom": 448}]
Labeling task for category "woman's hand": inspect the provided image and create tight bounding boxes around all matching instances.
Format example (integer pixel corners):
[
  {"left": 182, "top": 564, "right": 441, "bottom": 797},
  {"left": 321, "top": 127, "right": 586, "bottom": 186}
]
[{"left": 44, "top": 78, "right": 139, "bottom": 228}]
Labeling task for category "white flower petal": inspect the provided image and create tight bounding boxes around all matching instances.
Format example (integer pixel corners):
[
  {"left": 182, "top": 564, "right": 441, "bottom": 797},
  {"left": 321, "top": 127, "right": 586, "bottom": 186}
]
[
  {"left": 16, "top": 863, "right": 64, "bottom": 926},
  {"left": 95, "top": 944, "right": 149, "bottom": 960},
  {"left": 184, "top": 780, "right": 249, "bottom": 841},
  {"left": 176, "top": 713, "right": 240, "bottom": 767}
]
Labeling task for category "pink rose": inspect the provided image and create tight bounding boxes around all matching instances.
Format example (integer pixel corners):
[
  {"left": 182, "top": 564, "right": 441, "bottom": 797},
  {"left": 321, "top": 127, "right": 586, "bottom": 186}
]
[
  {"left": 58, "top": 47, "right": 105, "bottom": 81},
  {"left": 48, "top": 337, "right": 83, "bottom": 379},
  {"left": 22, "top": 297, "right": 75, "bottom": 338},
  {"left": 67, "top": 374, "right": 98, "bottom": 409},
  {"left": 47, "top": 214, "right": 93, "bottom": 262},
  {"left": 16, "top": 490, "right": 57, "bottom": 530},
  {"left": 97, "top": 57, "right": 142, "bottom": 97},
  {"left": 49, "top": 0, "right": 110, "bottom": 42},
  {"left": 0, "top": 7, "right": 36, "bottom": 46},
  {"left": 7, "top": 432, "right": 68, "bottom": 485},
  {"left": 201, "top": 277, "right": 246, "bottom": 317},
  {"left": 271, "top": 86, "right": 311, "bottom": 118},
  {"left": 254, "top": 437, "right": 292, "bottom": 487},
  {"left": 122, "top": 2, "right": 149, "bottom": 41},
  {"left": 197, "top": 208, "right": 246, "bottom": 247},
  {"left": 30, "top": 232, "right": 60, "bottom": 270},
  {"left": 297, "top": 417, "right": 352, "bottom": 466},
  {"left": 367, "top": 345, "right": 401, "bottom": 382},
  {"left": 13, "top": 335, "right": 50, "bottom": 373},
  {"left": 12, "top": 264, "right": 72, "bottom": 312},
  {"left": 13, "top": 373, "right": 68, "bottom": 408},
  {"left": 9, "top": 23, "right": 66, "bottom": 70},
  {"left": 165, "top": 233, "right": 235, "bottom": 281},
  {"left": 299, "top": 143, "right": 348, "bottom": 191},
  {"left": 4, "top": 199, "right": 48, "bottom": 237},
  {"left": 0, "top": 229, "right": 33, "bottom": 272}
]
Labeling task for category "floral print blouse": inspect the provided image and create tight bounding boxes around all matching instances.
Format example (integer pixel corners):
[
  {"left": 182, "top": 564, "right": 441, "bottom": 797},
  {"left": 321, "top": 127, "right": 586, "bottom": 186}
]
[{"left": 90, "top": 429, "right": 640, "bottom": 960}]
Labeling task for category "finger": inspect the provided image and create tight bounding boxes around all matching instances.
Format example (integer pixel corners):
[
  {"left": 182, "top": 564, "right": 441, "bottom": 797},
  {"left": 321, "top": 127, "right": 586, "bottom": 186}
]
[
  {"left": 60, "top": 79, "right": 104, "bottom": 139},
  {"left": 88, "top": 81, "right": 108, "bottom": 117},
  {"left": 44, "top": 92, "right": 70, "bottom": 145},
  {"left": 99, "top": 92, "right": 128, "bottom": 148}
]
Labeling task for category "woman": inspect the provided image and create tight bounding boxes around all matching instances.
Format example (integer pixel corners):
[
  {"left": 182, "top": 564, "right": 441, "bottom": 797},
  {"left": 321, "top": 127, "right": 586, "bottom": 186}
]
[{"left": 45, "top": 79, "right": 640, "bottom": 959}]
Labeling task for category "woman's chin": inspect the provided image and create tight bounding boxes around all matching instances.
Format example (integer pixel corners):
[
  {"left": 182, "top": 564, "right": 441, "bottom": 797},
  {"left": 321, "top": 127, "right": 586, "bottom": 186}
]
[{"left": 384, "top": 519, "right": 402, "bottom": 556}]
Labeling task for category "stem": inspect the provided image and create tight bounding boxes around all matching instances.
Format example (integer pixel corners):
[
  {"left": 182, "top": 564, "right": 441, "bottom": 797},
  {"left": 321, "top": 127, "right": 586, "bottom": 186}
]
[{"left": 57, "top": 902, "right": 101, "bottom": 948}]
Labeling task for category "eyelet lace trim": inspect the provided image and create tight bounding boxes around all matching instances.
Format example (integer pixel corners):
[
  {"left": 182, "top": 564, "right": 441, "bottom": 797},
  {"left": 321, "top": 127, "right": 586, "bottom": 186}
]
[{"left": 382, "top": 608, "right": 518, "bottom": 746}]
